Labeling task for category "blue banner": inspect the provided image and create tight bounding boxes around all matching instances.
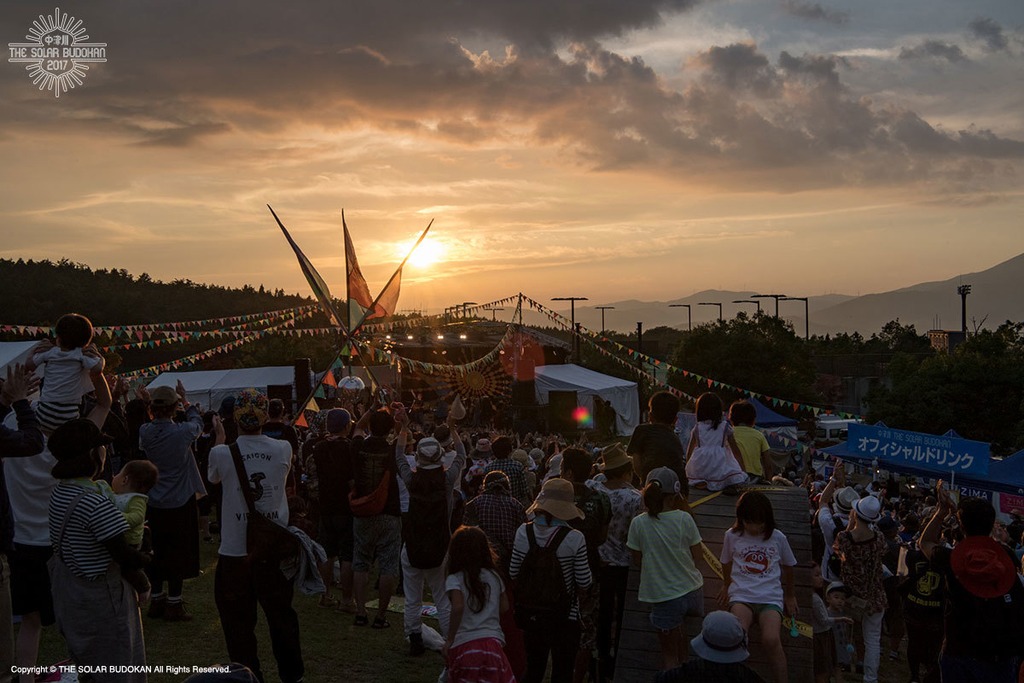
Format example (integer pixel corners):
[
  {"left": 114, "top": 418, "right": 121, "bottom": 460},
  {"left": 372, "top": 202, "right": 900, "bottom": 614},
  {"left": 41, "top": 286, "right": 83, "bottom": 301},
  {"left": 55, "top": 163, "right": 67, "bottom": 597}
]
[{"left": 847, "top": 423, "right": 990, "bottom": 477}]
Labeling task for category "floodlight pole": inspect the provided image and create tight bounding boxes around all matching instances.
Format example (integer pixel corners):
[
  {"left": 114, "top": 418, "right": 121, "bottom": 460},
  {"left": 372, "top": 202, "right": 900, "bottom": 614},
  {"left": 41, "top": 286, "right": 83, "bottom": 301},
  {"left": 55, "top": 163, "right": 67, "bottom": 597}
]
[
  {"left": 957, "top": 284, "right": 971, "bottom": 335},
  {"left": 669, "top": 303, "right": 691, "bottom": 331}
]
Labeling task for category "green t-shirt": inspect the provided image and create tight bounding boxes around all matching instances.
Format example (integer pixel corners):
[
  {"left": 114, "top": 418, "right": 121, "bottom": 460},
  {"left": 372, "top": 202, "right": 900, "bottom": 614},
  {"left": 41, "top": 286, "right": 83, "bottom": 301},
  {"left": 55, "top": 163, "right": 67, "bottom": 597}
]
[
  {"left": 626, "top": 509, "right": 703, "bottom": 603},
  {"left": 732, "top": 425, "right": 770, "bottom": 477}
]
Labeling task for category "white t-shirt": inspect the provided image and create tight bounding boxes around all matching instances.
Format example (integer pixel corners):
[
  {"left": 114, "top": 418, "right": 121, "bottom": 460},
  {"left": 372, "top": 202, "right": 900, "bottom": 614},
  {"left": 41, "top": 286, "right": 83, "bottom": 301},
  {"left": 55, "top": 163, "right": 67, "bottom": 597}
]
[
  {"left": 3, "top": 409, "right": 57, "bottom": 546},
  {"left": 720, "top": 528, "right": 797, "bottom": 608},
  {"left": 33, "top": 347, "right": 99, "bottom": 404},
  {"left": 817, "top": 507, "right": 848, "bottom": 582},
  {"left": 208, "top": 434, "right": 292, "bottom": 557},
  {"left": 445, "top": 568, "right": 506, "bottom": 648}
]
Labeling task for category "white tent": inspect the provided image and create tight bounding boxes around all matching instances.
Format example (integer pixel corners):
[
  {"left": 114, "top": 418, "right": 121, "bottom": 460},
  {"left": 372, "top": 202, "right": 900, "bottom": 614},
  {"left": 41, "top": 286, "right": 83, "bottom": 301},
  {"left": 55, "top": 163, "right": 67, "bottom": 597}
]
[
  {"left": 534, "top": 363, "right": 640, "bottom": 436},
  {"left": 146, "top": 366, "right": 297, "bottom": 412},
  {"left": 0, "top": 341, "right": 39, "bottom": 375}
]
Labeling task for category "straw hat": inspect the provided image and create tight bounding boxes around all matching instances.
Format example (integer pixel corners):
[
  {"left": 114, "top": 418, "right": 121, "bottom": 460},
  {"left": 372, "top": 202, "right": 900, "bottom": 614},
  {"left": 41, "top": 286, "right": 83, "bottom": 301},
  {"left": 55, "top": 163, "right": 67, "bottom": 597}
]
[
  {"left": 853, "top": 495, "right": 882, "bottom": 523},
  {"left": 527, "top": 478, "right": 584, "bottom": 521},
  {"left": 833, "top": 487, "right": 859, "bottom": 515},
  {"left": 599, "top": 443, "right": 631, "bottom": 472}
]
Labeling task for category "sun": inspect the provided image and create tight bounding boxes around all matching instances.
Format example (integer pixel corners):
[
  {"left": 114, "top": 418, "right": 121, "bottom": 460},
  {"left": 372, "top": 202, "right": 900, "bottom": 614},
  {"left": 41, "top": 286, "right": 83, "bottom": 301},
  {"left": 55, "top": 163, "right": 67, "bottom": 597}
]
[{"left": 398, "top": 238, "right": 446, "bottom": 268}]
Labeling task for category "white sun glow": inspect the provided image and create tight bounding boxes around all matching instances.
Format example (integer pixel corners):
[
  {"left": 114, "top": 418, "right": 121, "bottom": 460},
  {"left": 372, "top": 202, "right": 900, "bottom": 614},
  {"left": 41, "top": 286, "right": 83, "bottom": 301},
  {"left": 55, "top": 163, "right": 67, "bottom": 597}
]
[{"left": 398, "top": 238, "right": 446, "bottom": 267}]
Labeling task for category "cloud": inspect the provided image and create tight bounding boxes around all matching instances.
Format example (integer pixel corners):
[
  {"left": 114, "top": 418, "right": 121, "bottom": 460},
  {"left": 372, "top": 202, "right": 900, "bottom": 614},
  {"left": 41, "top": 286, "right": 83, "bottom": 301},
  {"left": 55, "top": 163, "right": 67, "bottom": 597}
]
[
  {"left": 1, "top": 2, "right": 1022, "bottom": 196},
  {"left": 898, "top": 40, "right": 968, "bottom": 63},
  {"left": 969, "top": 17, "right": 1009, "bottom": 52},
  {"left": 780, "top": 0, "right": 849, "bottom": 25}
]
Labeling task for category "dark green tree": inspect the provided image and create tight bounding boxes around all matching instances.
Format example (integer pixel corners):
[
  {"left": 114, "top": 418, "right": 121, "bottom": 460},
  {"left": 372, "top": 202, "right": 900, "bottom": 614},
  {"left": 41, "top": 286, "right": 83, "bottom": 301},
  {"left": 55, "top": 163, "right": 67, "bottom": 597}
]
[
  {"left": 668, "top": 312, "right": 818, "bottom": 404},
  {"left": 866, "top": 322, "right": 1024, "bottom": 454}
]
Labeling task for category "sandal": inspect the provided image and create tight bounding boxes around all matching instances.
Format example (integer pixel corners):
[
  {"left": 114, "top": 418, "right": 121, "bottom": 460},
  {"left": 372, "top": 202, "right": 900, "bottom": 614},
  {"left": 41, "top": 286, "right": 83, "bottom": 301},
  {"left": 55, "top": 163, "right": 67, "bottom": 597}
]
[
  {"left": 318, "top": 596, "right": 338, "bottom": 609},
  {"left": 371, "top": 616, "right": 391, "bottom": 629},
  {"left": 354, "top": 615, "right": 369, "bottom": 627}
]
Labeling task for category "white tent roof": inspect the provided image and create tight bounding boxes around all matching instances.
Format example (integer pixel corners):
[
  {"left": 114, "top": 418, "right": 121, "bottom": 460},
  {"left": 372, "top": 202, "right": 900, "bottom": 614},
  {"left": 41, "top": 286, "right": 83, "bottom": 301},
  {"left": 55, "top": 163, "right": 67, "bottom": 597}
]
[
  {"left": 0, "top": 341, "right": 39, "bottom": 375},
  {"left": 146, "top": 366, "right": 296, "bottom": 412},
  {"left": 534, "top": 363, "right": 640, "bottom": 436}
]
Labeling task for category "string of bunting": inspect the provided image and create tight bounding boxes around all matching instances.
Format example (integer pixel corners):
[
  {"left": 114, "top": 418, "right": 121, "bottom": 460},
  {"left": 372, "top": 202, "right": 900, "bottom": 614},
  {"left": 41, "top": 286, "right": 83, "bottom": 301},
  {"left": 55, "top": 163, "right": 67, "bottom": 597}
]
[
  {"left": 100, "top": 309, "right": 317, "bottom": 350},
  {"left": 116, "top": 313, "right": 306, "bottom": 381},
  {"left": 523, "top": 295, "right": 863, "bottom": 420},
  {"left": 0, "top": 305, "right": 319, "bottom": 340}
]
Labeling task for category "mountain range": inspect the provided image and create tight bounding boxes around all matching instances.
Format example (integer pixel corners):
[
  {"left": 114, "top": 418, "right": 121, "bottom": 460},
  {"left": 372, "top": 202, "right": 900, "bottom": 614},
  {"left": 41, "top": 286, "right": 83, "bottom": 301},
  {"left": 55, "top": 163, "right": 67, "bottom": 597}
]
[{"left": 531, "top": 252, "right": 1024, "bottom": 336}]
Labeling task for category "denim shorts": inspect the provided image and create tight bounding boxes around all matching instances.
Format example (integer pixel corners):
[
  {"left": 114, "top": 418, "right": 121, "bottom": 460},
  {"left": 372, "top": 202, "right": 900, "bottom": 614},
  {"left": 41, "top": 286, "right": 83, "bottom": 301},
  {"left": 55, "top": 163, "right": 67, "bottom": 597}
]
[{"left": 649, "top": 588, "right": 704, "bottom": 631}]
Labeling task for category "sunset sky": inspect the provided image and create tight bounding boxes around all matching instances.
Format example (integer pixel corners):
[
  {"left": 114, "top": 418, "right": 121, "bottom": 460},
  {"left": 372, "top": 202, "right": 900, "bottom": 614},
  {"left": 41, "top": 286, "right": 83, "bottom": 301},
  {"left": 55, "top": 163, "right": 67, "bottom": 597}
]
[{"left": 2, "top": 0, "right": 1022, "bottom": 315}]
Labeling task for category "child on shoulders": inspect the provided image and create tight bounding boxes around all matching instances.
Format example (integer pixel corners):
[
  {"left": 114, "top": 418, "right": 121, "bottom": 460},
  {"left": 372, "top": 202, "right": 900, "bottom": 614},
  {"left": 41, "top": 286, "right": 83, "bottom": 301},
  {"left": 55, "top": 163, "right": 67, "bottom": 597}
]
[{"left": 27, "top": 313, "right": 104, "bottom": 434}]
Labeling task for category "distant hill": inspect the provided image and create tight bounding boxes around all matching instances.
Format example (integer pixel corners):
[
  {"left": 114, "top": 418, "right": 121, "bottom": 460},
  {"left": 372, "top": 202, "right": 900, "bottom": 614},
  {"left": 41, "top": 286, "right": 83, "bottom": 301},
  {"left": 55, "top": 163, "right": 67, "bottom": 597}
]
[
  {"left": 811, "top": 252, "right": 1024, "bottom": 334},
  {"left": 530, "top": 252, "right": 1024, "bottom": 336}
]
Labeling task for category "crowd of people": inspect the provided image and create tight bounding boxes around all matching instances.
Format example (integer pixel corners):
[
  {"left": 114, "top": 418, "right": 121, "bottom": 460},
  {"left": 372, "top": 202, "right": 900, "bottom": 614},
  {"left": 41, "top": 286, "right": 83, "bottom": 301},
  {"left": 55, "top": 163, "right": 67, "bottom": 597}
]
[
  {"left": 808, "top": 458, "right": 1024, "bottom": 683},
  {"left": 0, "top": 312, "right": 1023, "bottom": 683}
]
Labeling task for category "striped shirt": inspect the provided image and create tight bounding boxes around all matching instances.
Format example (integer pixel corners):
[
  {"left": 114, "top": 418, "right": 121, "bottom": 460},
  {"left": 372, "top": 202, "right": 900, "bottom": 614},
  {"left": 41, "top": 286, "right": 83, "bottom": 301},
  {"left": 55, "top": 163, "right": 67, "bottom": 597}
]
[
  {"left": 48, "top": 481, "right": 129, "bottom": 579},
  {"left": 509, "top": 521, "right": 592, "bottom": 620}
]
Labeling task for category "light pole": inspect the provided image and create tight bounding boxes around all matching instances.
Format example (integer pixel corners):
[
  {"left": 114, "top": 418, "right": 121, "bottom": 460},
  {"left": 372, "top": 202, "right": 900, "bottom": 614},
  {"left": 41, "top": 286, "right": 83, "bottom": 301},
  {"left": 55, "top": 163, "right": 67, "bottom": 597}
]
[
  {"left": 957, "top": 284, "right": 971, "bottom": 335},
  {"left": 483, "top": 306, "right": 504, "bottom": 321},
  {"left": 459, "top": 301, "right": 477, "bottom": 318},
  {"left": 732, "top": 299, "right": 761, "bottom": 315},
  {"left": 669, "top": 303, "right": 691, "bottom": 331},
  {"left": 552, "top": 296, "right": 589, "bottom": 363},
  {"left": 699, "top": 302, "right": 723, "bottom": 322},
  {"left": 751, "top": 293, "right": 787, "bottom": 318},
  {"left": 780, "top": 296, "right": 809, "bottom": 339},
  {"left": 596, "top": 306, "right": 615, "bottom": 333}
]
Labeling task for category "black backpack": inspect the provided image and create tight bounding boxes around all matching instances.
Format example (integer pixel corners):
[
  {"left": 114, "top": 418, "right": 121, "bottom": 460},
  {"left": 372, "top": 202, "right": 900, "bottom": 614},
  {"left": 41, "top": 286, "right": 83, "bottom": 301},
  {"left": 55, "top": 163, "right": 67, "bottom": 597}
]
[
  {"left": 403, "top": 467, "right": 450, "bottom": 569},
  {"left": 514, "top": 524, "right": 572, "bottom": 630}
]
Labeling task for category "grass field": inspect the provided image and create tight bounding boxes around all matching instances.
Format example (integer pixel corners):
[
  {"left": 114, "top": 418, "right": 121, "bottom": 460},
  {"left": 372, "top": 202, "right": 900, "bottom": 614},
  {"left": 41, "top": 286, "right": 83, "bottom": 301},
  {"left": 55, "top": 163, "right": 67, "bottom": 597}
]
[
  {"left": 31, "top": 542, "right": 442, "bottom": 683},
  {"left": 29, "top": 541, "right": 918, "bottom": 683}
]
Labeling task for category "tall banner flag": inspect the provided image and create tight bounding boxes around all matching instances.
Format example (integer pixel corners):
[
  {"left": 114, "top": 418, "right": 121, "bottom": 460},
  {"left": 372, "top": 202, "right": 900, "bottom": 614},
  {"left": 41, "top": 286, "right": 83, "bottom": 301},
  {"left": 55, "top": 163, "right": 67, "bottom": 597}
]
[
  {"left": 343, "top": 210, "right": 380, "bottom": 326},
  {"left": 352, "top": 219, "right": 433, "bottom": 334},
  {"left": 268, "top": 205, "right": 345, "bottom": 330}
]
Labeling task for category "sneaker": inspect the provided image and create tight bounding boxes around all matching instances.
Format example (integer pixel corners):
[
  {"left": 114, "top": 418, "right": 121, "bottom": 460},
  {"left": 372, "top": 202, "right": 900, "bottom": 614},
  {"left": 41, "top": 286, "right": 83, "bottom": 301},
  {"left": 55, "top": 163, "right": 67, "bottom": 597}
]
[
  {"left": 409, "top": 632, "right": 425, "bottom": 657},
  {"left": 147, "top": 596, "right": 167, "bottom": 619},
  {"left": 163, "top": 601, "right": 194, "bottom": 622}
]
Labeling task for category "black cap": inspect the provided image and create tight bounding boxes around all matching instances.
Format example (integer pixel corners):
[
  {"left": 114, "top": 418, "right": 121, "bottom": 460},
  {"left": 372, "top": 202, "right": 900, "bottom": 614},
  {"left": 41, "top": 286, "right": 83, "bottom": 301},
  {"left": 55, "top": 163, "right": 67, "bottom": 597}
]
[{"left": 48, "top": 418, "right": 114, "bottom": 461}]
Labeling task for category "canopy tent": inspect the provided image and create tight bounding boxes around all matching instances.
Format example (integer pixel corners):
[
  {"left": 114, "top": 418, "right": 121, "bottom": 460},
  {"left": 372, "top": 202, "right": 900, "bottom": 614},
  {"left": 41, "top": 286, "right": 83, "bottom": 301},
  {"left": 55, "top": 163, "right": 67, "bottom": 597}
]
[
  {"left": 748, "top": 397, "right": 798, "bottom": 428},
  {"left": 146, "top": 366, "right": 297, "bottom": 413},
  {"left": 822, "top": 429, "right": 1024, "bottom": 497},
  {"left": 534, "top": 364, "right": 639, "bottom": 436},
  {"left": 747, "top": 397, "right": 799, "bottom": 451}
]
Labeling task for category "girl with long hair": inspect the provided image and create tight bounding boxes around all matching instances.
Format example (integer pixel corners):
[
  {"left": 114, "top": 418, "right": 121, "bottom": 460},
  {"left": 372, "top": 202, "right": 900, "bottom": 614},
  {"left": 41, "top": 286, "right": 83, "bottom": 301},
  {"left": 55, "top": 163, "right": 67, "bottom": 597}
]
[
  {"left": 444, "top": 526, "right": 515, "bottom": 683},
  {"left": 719, "top": 490, "right": 798, "bottom": 683}
]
